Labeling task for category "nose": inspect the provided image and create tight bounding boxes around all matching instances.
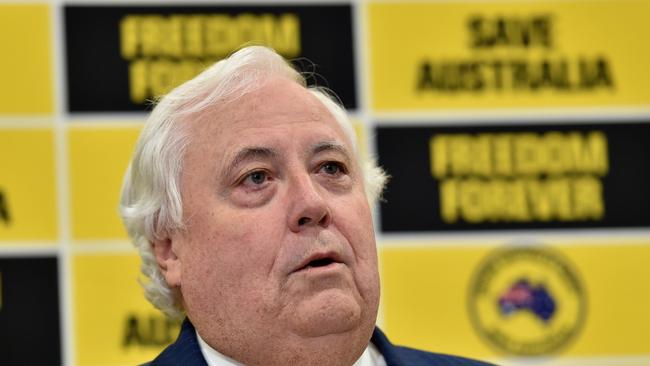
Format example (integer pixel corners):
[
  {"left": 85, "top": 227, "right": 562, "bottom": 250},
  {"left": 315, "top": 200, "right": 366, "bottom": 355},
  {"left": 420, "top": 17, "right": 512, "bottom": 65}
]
[{"left": 288, "top": 173, "right": 332, "bottom": 232}]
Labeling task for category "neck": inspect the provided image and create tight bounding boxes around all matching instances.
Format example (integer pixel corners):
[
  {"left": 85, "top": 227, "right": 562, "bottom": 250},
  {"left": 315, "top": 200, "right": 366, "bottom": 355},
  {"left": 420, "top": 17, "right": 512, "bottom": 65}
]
[{"left": 197, "top": 322, "right": 374, "bottom": 366}]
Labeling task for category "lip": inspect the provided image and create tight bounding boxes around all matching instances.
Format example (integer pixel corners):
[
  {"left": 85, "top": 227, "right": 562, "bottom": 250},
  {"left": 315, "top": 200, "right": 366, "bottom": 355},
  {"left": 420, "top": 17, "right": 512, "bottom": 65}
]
[{"left": 292, "top": 251, "right": 344, "bottom": 273}]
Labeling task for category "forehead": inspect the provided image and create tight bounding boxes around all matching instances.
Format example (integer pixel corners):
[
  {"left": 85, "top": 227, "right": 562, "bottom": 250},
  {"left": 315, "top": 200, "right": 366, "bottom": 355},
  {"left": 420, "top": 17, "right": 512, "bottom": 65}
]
[
  {"left": 187, "top": 76, "right": 352, "bottom": 152},
  {"left": 230, "top": 78, "right": 327, "bottom": 125}
]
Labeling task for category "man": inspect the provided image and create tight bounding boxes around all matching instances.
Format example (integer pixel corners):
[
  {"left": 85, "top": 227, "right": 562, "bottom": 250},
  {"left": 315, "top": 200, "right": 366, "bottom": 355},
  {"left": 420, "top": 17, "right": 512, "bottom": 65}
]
[{"left": 121, "top": 46, "right": 493, "bottom": 366}]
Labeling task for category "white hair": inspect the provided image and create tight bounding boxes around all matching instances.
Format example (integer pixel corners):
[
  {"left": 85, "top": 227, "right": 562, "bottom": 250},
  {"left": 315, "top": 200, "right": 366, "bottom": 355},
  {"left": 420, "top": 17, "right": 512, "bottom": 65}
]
[{"left": 120, "top": 46, "right": 388, "bottom": 320}]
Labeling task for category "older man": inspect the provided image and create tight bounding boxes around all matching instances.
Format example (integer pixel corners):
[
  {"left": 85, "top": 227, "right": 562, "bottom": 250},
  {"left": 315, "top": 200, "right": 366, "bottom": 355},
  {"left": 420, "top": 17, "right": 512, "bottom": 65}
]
[{"left": 121, "top": 46, "right": 493, "bottom": 366}]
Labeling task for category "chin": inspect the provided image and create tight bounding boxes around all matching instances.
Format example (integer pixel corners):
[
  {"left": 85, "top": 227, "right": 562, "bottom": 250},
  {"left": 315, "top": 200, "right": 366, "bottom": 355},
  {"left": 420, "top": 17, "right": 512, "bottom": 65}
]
[{"left": 287, "top": 289, "right": 367, "bottom": 338}]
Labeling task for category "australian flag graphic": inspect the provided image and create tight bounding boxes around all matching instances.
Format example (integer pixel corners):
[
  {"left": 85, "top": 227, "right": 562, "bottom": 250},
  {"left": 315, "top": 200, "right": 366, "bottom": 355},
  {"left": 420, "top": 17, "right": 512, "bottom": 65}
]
[{"left": 499, "top": 279, "right": 556, "bottom": 322}]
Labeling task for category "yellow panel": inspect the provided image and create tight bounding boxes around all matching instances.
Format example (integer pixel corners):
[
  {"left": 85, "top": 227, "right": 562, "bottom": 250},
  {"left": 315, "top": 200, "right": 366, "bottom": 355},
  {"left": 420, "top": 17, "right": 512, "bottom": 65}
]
[
  {"left": 380, "top": 241, "right": 650, "bottom": 360},
  {"left": 69, "top": 125, "right": 141, "bottom": 240},
  {"left": 0, "top": 4, "right": 53, "bottom": 114},
  {"left": 352, "top": 120, "right": 368, "bottom": 161},
  {"left": 0, "top": 128, "right": 57, "bottom": 241},
  {"left": 73, "top": 253, "right": 179, "bottom": 366},
  {"left": 368, "top": 1, "right": 650, "bottom": 110},
  {"left": 380, "top": 245, "right": 493, "bottom": 357}
]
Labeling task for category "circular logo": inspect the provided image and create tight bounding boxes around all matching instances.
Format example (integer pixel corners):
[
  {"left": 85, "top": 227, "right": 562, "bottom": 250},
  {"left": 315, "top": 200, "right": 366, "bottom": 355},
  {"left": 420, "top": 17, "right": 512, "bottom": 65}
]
[{"left": 468, "top": 246, "right": 586, "bottom": 356}]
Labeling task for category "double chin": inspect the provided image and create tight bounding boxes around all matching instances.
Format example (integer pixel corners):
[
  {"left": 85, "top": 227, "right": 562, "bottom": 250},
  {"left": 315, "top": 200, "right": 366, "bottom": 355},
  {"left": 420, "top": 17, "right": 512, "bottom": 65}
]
[{"left": 284, "top": 288, "right": 365, "bottom": 337}]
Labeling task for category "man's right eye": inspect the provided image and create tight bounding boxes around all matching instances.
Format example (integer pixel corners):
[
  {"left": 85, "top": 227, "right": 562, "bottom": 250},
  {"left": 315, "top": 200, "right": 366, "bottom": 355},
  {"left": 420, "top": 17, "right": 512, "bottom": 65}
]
[
  {"left": 242, "top": 170, "right": 270, "bottom": 186},
  {"left": 229, "top": 169, "right": 276, "bottom": 206}
]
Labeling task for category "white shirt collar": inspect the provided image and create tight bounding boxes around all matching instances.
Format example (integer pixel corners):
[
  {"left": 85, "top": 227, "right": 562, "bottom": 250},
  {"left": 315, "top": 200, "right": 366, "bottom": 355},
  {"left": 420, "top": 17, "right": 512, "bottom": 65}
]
[{"left": 196, "top": 330, "right": 387, "bottom": 366}]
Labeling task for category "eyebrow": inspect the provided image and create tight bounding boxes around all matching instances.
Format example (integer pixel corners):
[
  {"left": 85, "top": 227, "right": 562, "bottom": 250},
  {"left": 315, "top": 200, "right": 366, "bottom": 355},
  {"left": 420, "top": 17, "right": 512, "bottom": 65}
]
[
  {"left": 221, "top": 141, "right": 352, "bottom": 180},
  {"left": 222, "top": 147, "right": 279, "bottom": 179},
  {"left": 311, "top": 141, "right": 352, "bottom": 161}
]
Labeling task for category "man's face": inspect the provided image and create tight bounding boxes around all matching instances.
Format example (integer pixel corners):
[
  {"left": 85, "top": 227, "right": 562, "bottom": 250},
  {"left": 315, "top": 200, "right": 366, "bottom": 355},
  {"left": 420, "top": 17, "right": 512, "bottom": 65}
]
[{"left": 165, "top": 76, "right": 379, "bottom": 363}]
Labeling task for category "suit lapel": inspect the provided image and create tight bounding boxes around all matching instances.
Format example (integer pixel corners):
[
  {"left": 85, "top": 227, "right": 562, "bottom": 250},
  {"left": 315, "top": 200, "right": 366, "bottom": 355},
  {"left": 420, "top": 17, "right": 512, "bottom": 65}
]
[
  {"left": 150, "top": 318, "right": 208, "bottom": 366},
  {"left": 371, "top": 327, "right": 408, "bottom": 366}
]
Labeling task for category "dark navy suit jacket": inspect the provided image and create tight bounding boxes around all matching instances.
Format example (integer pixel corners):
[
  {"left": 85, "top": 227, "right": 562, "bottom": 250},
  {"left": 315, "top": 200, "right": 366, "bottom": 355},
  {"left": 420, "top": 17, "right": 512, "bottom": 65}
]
[{"left": 145, "top": 319, "right": 496, "bottom": 366}]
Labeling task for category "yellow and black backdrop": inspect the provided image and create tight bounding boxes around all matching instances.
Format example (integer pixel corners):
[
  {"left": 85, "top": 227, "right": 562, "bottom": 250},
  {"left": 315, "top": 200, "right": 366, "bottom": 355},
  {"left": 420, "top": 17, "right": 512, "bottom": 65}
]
[{"left": 0, "top": 0, "right": 649, "bottom": 365}]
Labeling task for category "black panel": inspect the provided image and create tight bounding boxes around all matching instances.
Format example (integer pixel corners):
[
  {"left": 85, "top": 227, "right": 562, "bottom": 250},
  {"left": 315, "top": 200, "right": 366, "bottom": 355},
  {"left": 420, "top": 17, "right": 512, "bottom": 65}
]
[
  {"left": 0, "top": 257, "right": 61, "bottom": 365},
  {"left": 65, "top": 4, "right": 356, "bottom": 112},
  {"left": 377, "top": 122, "right": 650, "bottom": 232}
]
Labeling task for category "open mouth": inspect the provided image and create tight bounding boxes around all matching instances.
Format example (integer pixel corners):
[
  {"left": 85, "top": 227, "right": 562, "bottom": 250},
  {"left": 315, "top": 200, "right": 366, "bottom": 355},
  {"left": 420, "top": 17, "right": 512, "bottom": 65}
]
[
  {"left": 295, "top": 253, "right": 342, "bottom": 272},
  {"left": 304, "top": 257, "right": 335, "bottom": 269}
]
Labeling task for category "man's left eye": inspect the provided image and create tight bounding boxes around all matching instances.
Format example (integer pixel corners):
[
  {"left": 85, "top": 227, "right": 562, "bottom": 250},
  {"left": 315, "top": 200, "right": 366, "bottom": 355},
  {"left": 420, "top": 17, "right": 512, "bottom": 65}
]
[{"left": 320, "top": 162, "right": 345, "bottom": 175}]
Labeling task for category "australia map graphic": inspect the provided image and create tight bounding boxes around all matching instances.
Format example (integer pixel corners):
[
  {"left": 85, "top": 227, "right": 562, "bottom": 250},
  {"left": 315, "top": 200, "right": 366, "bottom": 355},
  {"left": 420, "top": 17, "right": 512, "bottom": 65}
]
[{"left": 499, "top": 279, "right": 556, "bottom": 322}]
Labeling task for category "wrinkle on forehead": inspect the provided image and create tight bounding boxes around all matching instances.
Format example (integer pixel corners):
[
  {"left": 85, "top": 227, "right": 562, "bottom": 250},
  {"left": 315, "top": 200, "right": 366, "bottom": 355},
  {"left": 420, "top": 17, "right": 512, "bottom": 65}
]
[{"left": 180, "top": 76, "right": 357, "bottom": 186}]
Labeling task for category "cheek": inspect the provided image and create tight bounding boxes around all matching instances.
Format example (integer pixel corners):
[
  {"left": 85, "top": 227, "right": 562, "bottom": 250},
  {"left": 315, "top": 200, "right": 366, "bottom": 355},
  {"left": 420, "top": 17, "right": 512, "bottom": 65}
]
[
  {"left": 344, "top": 196, "right": 375, "bottom": 247},
  {"left": 183, "top": 204, "right": 285, "bottom": 284},
  {"left": 332, "top": 194, "right": 379, "bottom": 271}
]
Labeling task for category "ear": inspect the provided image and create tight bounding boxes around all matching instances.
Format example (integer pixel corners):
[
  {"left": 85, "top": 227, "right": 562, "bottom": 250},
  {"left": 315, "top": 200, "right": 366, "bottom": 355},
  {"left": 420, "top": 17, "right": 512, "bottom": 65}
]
[{"left": 152, "top": 238, "right": 181, "bottom": 288}]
